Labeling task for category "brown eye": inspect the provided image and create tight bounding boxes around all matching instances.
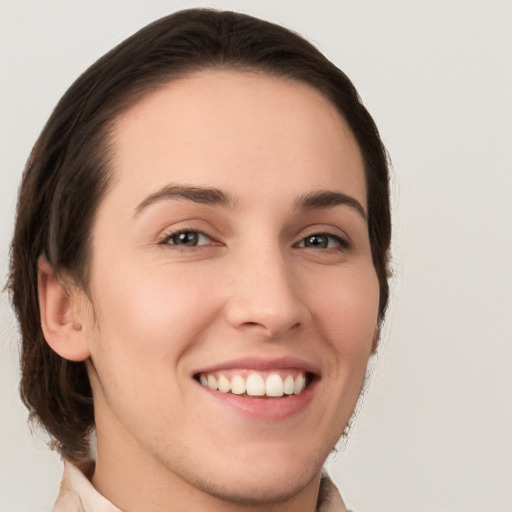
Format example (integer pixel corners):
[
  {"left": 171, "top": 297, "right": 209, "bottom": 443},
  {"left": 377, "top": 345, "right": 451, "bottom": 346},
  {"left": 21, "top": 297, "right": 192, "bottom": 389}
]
[{"left": 304, "top": 234, "right": 329, "bottom": 248}]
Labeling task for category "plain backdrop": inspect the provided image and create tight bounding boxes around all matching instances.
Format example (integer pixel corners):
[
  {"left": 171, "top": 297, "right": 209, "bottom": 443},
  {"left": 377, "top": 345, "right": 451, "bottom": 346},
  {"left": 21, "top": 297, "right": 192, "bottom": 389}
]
[{"left": 1, "top": 1, "right": 511, "bottom": 511}]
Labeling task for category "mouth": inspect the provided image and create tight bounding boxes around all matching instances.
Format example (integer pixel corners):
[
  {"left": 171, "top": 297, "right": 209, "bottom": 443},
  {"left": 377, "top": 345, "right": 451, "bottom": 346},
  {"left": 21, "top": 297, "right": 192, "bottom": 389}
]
[
  {"left": 194, "top": 369, "right": 315, "bottom": 398},
  {"left": 191, "top": 357, "right": 320, "bottom": 419}
]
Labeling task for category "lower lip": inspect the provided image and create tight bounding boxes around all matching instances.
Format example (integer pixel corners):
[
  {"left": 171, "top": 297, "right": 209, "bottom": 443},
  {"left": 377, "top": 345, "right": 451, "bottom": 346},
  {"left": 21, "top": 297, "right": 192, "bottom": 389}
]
[{"left": 197, "top": 379, "right": 317, "bottom": 421}]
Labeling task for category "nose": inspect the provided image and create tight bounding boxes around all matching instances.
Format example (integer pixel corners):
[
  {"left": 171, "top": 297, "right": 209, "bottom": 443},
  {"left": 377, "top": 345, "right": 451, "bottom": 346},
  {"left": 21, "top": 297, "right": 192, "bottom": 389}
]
[{"left": 224, "top": 246, "right": 311, "bottom": 339}]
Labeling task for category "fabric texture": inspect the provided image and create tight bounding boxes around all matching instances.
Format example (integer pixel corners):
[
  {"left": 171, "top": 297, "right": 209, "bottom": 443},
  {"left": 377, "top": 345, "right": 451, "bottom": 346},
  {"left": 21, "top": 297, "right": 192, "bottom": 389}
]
[{"left": 53, "top": 459, "right": 350, "bottom": 511}]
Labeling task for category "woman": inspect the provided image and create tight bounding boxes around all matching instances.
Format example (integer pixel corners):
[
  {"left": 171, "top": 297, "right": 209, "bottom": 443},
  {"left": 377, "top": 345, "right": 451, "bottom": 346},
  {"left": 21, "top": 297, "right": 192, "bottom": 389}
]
[{"left": 9, "top": 8, "right": 390, "bottom": 512}]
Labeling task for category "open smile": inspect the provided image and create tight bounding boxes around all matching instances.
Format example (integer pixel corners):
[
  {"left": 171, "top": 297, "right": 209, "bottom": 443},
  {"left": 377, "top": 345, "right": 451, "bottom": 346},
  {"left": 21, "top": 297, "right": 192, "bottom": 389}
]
[
  {"left": 192, "top": 357, "right": 320, "bottom": 420},
  {"left": 195, "top": 369, "right": 312, "bottom": 397}
]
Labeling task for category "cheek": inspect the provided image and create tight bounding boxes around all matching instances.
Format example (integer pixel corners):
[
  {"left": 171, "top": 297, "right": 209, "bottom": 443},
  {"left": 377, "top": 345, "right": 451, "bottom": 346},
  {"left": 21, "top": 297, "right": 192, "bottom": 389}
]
[
  {"left": 85, "top": 264, "right": 224, "bottom": 430},
  {"left": 309, "top": 265, "right": 380, "bottom": 367},
  {"left": 87, "top": 263, "right": 223, "bottom": 378}
]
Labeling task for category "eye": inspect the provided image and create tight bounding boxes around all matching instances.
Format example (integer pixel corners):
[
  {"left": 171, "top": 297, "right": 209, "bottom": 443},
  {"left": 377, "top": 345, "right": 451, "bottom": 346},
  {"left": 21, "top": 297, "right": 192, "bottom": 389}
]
[
  {"left": 297, "top": 233, "right": 348, "bottom": 249},
  {"left": 162, "top": 230, "right": 213, "bottom": 247}
]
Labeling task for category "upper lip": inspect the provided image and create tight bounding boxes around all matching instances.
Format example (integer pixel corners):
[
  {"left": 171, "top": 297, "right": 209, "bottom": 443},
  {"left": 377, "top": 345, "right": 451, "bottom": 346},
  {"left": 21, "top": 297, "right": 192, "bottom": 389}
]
[{"left": 192, "top": 356, "right": 321, "bottom": 377}]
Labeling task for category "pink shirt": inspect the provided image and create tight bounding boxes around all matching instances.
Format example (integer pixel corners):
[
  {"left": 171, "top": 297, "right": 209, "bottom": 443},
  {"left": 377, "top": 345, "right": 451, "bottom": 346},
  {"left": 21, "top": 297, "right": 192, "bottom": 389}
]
[{"left": 53, "top": 459, "right": 350, "bottom": 511}]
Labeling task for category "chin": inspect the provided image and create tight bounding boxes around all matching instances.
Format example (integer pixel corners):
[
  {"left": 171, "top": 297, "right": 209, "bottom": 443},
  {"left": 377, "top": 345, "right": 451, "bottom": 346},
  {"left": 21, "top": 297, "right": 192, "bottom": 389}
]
[
  {"left": 192, "top": 463, "right": 318, "bottom": 506},
  {"left": 174, "top": 443, "right": 326, "bottom": 506}
]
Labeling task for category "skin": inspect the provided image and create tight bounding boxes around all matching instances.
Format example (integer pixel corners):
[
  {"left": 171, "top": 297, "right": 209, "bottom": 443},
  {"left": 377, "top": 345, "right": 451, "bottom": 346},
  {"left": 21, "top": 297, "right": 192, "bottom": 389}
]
[{"left": 39, "top": 70, "right": 380, "bottom": 512}]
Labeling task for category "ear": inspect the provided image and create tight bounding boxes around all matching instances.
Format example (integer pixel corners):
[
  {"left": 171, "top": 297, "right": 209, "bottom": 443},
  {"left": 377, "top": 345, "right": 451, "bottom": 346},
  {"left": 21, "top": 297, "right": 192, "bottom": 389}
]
[{"left": 37, "top": 256, "right": 91, "bottom": 361}]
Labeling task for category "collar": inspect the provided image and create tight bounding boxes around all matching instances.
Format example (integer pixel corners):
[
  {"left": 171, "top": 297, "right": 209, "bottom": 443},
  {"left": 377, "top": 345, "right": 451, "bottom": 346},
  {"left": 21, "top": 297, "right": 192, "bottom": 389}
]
[{"left": 53, "top": 459, "right": 121, "bottom": 512}]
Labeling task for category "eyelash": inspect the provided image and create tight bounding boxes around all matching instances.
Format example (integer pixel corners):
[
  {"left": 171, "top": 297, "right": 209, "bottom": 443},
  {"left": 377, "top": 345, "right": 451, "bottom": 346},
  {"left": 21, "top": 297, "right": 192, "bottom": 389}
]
[{"left": 158, "top": 229, "right": 350, "bottom": 251}]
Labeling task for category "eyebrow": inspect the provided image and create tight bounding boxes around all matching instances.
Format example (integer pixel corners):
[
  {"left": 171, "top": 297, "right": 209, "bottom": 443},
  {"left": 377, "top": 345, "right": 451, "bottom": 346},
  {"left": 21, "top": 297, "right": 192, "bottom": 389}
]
[
  {"left": 295, "top": 190, "right": 367, "bottom": 220},
  {"left": 134, "top": 184, "right": 366, "bottom": 220},
  {"left": 134, "top": 184, "right": 237, "bottom": 217}
]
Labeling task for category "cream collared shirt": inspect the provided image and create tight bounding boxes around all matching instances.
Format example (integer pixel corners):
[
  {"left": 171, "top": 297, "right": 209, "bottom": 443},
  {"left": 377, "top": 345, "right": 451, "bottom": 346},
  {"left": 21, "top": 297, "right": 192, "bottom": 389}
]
[{"left": 53, "top": 460, "right": 350, "bottom": 511}]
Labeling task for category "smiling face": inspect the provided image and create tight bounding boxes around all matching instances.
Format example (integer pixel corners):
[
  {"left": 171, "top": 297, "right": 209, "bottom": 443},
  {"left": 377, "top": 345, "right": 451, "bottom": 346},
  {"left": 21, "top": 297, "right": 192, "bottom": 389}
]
[{"left": 76, "top": 70, "right": 379, "bottom": 510}]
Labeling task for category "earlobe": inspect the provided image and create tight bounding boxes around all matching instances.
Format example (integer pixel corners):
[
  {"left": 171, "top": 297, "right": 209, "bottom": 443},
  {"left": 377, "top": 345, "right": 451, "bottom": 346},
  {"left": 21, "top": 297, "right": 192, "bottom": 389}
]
[{"left": 37, "top": 256, "right": 91, "bottom": 362}]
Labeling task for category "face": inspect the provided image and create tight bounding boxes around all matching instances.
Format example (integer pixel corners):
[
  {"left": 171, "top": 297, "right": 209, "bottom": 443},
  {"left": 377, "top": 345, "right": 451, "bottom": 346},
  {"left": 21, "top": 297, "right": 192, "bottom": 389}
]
[{"left": 80, "top": 70, "right": 379, "bottom": 506}]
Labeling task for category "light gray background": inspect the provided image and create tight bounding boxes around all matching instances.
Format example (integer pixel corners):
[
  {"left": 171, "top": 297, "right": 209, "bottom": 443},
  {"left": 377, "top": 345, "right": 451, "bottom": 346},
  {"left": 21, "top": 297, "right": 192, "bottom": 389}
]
[{"left": 1, "top": 1, "right": 511, "bottom": 511}]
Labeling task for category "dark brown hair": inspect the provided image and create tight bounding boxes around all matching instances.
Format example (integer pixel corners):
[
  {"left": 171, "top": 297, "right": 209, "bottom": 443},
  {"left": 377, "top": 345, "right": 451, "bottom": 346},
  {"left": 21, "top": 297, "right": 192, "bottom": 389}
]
[{"left": 9, "top": 8, "right": 391, "bottom": 462}]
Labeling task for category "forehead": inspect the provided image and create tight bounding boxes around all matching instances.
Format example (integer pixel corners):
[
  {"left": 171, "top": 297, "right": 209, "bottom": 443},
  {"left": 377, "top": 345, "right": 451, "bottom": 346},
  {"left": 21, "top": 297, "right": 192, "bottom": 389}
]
[{"left": 106, "top": 69, "right": 366, "bottom": 211}]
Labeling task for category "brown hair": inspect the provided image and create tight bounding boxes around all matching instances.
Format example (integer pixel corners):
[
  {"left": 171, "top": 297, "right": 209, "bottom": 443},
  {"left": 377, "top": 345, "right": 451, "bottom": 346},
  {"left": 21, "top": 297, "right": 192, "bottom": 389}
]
[{"left": 9, "top": 8, "right": 391, "bottom": 462}]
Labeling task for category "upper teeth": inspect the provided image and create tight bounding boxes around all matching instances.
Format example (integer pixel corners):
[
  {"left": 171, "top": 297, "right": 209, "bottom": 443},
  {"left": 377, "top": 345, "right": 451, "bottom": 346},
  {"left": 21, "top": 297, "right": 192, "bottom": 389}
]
[{"left": 199, "top": 372, "right": 307, "bottom": 397}]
